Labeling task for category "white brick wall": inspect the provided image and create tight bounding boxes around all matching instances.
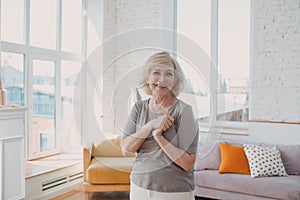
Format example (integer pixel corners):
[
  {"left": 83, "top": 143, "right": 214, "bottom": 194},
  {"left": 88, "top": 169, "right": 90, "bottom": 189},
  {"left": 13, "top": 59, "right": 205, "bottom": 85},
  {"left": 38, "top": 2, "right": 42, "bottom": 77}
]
[
  {"left": 251, "top": 0, "right": 300, "bottom": 122},
  {"left": 102, "top": 0, "right": 167, "bottom": 134}
]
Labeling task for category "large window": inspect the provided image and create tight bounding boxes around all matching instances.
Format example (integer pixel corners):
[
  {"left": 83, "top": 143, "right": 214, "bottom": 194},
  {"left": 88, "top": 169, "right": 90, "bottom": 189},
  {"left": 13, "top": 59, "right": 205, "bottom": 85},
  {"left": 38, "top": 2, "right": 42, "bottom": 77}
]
[
  {"left": 1, "top": 0, "right": 86, "bottom": 159},
  {"left": 217, "top": 0, "right": 250, "bottom": 123},
  {"left": 177, "top": 0, "right": 250, "bottom": 132},
  {"left": 177, "top": 0, "right": 211, "bottom": 122}
]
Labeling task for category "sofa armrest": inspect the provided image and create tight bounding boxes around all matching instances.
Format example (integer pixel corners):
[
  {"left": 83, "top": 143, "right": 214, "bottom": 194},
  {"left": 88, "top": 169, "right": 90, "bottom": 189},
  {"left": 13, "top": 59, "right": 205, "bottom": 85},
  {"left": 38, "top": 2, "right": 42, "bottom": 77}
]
[{"left": 83, "top": 144, "right": 93, "bottom": 182}]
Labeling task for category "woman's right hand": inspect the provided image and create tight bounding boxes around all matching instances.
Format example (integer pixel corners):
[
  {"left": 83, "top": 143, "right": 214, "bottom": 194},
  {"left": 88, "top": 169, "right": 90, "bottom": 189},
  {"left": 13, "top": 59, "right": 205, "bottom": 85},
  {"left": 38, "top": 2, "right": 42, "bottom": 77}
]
[{"left": 151, "top": 114, "right": 174, "bottom": 132}]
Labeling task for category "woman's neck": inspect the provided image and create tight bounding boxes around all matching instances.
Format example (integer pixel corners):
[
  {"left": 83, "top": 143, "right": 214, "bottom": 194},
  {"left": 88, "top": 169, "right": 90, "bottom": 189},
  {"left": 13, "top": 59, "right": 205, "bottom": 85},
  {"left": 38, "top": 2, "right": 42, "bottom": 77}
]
[
  {"left": 149, "top": 95, "right": 177, "bottom": 115},
  {"left": 152, "top": 95, "right": 176, "bottom": 105}
]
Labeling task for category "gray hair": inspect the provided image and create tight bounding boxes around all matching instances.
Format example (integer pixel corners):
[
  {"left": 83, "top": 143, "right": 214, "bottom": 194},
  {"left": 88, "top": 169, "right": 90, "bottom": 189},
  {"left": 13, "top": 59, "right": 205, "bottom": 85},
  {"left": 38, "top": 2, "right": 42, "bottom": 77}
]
[{"left": 141, "top": 51, "right": 186, "bottom": 97}]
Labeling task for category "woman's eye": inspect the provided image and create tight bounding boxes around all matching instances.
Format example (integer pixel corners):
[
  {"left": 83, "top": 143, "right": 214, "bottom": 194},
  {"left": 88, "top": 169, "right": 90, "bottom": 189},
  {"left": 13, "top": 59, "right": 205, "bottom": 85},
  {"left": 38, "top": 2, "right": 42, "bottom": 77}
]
[
  {"left": 153, "top": 71, "right": 160, "bottom": 75},
  {"left": 165, "top": 72, "right": 174, "bottom": 77}
]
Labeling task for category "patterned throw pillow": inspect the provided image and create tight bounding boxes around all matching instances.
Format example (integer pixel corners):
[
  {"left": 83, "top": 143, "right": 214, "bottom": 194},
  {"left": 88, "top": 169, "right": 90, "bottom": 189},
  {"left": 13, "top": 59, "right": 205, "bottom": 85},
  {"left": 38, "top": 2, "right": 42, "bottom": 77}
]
[{"left": 243, "top": 144, "right": 288, "bottom": 178}]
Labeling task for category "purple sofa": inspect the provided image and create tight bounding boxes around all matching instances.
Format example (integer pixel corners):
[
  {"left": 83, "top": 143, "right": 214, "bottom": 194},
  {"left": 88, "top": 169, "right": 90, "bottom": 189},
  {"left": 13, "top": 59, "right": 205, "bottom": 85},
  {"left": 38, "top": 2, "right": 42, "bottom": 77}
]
[{"left": 194, "top": 139, "right": 300, "bottom": 200}]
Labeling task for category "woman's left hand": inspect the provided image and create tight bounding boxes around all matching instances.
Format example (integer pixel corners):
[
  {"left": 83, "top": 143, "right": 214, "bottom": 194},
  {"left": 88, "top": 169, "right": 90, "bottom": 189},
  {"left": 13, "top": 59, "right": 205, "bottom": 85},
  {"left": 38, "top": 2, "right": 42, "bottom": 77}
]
[{"left": 152, "top": 128, "right": 163, "bottom": 139}]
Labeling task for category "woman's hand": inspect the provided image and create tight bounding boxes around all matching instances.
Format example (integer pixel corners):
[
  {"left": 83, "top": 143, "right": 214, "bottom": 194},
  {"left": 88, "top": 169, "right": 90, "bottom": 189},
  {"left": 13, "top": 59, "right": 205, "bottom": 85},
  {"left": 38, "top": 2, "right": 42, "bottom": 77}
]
[
  {"left": 151, "top": 114, "right": 174, "bottom": 132},
  {"left": 152, "top": 128, "right": 163, "bottom": 140}
]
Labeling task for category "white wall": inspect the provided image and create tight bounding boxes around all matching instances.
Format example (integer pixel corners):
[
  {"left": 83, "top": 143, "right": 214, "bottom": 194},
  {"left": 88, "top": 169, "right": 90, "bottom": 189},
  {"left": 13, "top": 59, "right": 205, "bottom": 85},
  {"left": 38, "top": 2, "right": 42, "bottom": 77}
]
[
  {"left": 84, "top": 0, "right": 300, "bottom": 145},
  {"left": 243, "top": 0, "right": 300, "bottom": 145},
  {"left": 251, "top": 0, "right": 300, "bottom": 122},
  {"left": 223, "top": 122, "right": 300, "bottom": 145},
  {"left": 102, "top": 0, "right": 169, "bottom": 135},
  {"left": 83, "top": 0, "right": 105, "bottom": 144}
]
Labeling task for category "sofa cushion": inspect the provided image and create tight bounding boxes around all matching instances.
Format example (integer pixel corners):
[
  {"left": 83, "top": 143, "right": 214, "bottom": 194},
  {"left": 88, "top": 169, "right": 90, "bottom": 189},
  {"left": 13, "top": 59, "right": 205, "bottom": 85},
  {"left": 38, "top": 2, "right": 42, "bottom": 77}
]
[
  {"left": 278, "top": 145, "right": 300, "bottom": 175},
  {"left": 86, "top": 157, "right": 134, "bottom": 184},
  {"left": 92, "top": 137, "right": 124, "bottom": 157},
  {"left": 195, "top": 170, "right": 300, "bottom": 200},
  {"left": 92, "top": 136, "right": 135, "bottom": 157},
  {"left": 218, "top": 142, "right": 250, "bottom": 175},
  {"left": 244, "top": 144, "right": 288, "bottom": 178},
  {"left": 195, "top": 140, "right": 221, "bottom": 171},
  {"left": 195, "top": 138, "right": 255, "bottom": 171},
  {"left": 263, "top": 144, "right": 300, "bottom": 176}
]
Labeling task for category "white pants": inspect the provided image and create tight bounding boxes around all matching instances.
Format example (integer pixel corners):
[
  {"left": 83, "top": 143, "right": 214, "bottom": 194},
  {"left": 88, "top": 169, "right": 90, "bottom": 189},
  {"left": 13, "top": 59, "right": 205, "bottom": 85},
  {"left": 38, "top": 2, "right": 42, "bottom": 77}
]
[{"left": 130, "top": 182, "right": 195, "bottom": 200}]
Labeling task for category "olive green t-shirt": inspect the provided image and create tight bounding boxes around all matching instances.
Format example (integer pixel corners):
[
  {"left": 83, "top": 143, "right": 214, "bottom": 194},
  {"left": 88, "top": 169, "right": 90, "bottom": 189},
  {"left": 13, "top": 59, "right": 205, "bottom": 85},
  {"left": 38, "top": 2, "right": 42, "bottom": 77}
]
[{"left": 123, "top": 99, "right": 199, "bottom": 192}]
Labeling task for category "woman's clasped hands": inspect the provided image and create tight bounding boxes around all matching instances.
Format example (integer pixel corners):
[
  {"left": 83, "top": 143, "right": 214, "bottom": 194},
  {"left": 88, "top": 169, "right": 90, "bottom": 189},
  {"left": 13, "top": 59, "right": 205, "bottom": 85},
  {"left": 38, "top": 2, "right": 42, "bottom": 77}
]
[{"left": 151, "top": 113, "right": 174, "bottom": 139}]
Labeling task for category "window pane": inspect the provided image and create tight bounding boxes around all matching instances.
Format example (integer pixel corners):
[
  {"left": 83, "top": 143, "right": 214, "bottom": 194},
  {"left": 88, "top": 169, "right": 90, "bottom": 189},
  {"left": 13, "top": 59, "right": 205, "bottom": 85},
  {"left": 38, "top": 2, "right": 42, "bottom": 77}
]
[
  {"left": 32, "top": 60, "right": 56, "bottom": 153},
  {"left": 1, "top": 52, "right": 24, "bottom": 106},
  {"left": 61, "top": 61, "right": 81, "bottom": 151},
  {"left": 30, "top": 0, "right": 56, "bottom": 49},
  {"left": 177, "top": 0, "right": 211, "bottom": 122},
  {"left": 177, "top": 58, "right": 211, "bottom": 122},
  {"left": 177, "top": 0, "right": 210, "bottom": 55},
  {"left": 62, "top": 0, "right": 82, "bottom": 54},
  {"left": 1, "top": 0, "right": 24, "bottom": 43},
  {"left": 217, "top": 0, "right": 250, "bottom": 122}
]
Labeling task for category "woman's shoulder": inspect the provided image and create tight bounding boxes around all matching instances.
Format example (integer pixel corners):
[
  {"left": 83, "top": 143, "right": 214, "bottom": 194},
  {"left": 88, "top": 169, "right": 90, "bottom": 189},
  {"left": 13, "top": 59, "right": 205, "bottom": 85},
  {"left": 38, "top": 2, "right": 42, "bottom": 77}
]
[
  {"left": 171, "top": 99, "right": 193, "bottom": 116},
  {"left": 176, "top": 99, "right": 192, "bottom": 110},
  {"left": 133, "top": 99, "right": 149, "bottom": 109}
]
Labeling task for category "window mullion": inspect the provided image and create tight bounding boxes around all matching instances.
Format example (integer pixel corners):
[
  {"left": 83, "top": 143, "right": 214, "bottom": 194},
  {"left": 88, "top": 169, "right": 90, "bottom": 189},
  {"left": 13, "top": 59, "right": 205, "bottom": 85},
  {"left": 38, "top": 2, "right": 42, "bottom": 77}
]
[
  {"left": 26, "top": 56, "right": 34, "bottom": 160},
  {"left": 55, "top": 60, "right": 61, "bottom": 152},
  {"left": 81, "top": 0, "right": 87, "bottom": 142},
  {"left": 82, "top": 0, "right": 87, "bottom": 57},
  {"left": 55, "top": 0, "right": 62, "bottom": 152},
  {"left": 24, "top": 0, "right": 30, "bottom": 160},
  {"left": 57, "top": 0, "right": 62, "bottom": 51},
  {"left": 210, "top": 0, "right": 218, "bottom": 123},
  {"left": 25, "top": 0, "right": 30, "bottom": 46}
]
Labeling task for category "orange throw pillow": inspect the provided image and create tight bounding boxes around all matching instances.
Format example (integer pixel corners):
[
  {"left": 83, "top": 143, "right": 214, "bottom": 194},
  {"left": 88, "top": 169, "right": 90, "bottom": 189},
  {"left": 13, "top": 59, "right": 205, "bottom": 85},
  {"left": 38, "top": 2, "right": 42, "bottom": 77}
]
[{"left": 218, "top": 142, "right": 250, "bottom": 175}]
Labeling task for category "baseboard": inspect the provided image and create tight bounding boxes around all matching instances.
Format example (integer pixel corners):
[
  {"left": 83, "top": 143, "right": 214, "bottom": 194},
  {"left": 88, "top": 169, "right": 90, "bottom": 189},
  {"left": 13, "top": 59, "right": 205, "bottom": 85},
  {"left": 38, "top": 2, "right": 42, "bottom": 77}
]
[{"left": 25, "top": 163, "right": 83, "bottom": 200}]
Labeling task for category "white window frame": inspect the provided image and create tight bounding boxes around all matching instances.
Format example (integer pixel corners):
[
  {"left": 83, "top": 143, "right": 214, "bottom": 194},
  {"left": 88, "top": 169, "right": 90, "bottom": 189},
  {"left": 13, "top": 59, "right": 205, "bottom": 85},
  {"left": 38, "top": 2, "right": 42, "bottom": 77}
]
[
  {"left": 176, "top": 0, "right": 251, "bottom": 135},
  {"left": 0, "top": 0, "right": 87, "bottom": 160}
]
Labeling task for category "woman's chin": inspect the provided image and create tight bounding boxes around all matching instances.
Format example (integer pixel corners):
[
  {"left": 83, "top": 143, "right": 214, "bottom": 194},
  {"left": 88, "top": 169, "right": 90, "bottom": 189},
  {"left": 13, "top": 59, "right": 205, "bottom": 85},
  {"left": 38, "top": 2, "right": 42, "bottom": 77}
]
[{"left": 153, "top": 89, "right": 172, "bottom": 97}]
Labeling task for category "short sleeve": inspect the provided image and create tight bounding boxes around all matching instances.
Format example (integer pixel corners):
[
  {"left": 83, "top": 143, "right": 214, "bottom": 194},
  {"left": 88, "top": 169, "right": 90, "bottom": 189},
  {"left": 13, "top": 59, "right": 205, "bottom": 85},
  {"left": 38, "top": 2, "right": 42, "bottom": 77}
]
[
  {"left": 176, "top": 105, "right": 199, "bottom": 154},
  {"left": 122, "top": 102, "right": 140, "bottom": 138}
]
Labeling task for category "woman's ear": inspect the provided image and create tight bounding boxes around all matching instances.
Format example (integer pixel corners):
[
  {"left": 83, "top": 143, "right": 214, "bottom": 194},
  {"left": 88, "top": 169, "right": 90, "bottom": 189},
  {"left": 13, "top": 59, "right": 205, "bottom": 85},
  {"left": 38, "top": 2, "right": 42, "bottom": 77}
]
[
  {"left": 136, "top": 88, "right": 141, "bottom": 101},
  {"left": 146, "top": 76, "right": 150, "bottom": 84}
]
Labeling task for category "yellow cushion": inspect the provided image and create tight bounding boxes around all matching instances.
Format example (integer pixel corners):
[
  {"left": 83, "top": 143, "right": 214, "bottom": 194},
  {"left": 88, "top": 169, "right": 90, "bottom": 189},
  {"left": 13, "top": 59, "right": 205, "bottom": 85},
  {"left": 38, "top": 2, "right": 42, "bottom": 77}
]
[
  {"left": 92, "top": 136, "right": 136, "bottom": 157},
  {"left": 218, "top": 142, "right": 250, "bottom": 175},
  {"left": 86, "top": 157, "right": 134, "bottom": 184},
  {"left": 92, "top": 137, "right": 124, "bottom": 157}
]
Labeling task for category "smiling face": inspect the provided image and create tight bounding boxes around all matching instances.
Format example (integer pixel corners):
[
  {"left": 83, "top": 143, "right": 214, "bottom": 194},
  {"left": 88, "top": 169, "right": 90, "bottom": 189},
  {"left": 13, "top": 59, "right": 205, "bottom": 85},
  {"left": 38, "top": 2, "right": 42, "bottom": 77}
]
[
  {"left": 141, "top": 51, "right": 186, "bottom": 97},
  {"left": 147, "top": 62, "right": 176, "bottom": 98}
]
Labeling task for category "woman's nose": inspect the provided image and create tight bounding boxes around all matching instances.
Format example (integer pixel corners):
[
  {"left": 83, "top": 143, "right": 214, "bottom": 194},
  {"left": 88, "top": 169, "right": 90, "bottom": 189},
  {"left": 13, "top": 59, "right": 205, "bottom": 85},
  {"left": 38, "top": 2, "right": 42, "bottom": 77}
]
[{"left": 158, "top": 74, "right": 166, "bottom": 82}]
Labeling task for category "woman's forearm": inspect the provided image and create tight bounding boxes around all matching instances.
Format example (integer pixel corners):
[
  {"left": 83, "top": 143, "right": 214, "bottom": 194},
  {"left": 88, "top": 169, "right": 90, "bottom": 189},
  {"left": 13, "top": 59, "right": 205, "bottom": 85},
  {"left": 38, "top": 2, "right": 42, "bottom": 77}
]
[
  {"left": 121, "top": 122, "right": 153, "bottom": 154},
  {"left": 154, "top": 134, "right": 196, "bottom": 172},
  {"left": 122, "top": 113, "right": 174, "bottom": 155}
]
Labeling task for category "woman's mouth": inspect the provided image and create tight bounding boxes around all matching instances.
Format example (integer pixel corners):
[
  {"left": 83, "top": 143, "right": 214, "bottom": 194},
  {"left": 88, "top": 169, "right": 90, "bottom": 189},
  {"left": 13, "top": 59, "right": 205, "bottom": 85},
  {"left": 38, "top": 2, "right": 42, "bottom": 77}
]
[{"left": 155, "top": 84, "right": 167, "bottom": 88}]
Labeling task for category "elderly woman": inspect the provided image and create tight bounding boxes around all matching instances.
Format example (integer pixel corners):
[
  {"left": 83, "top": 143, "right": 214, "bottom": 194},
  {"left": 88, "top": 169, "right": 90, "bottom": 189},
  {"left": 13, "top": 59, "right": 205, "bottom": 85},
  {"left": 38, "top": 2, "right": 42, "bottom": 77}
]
[{"left": 121, "top": 51, "right": 199, "bottom": 200}]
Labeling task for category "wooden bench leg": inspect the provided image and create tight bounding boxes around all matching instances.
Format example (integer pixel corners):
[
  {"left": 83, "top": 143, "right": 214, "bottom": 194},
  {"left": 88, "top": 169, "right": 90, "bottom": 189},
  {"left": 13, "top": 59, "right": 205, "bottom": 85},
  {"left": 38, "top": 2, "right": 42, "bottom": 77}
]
[{"left": 85, "top": 192, "right": 89, "bottom": 200}]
